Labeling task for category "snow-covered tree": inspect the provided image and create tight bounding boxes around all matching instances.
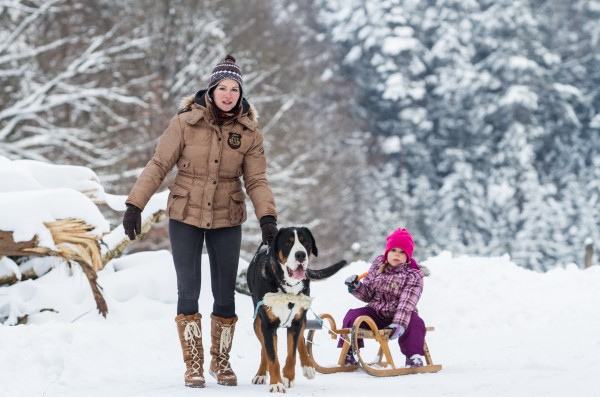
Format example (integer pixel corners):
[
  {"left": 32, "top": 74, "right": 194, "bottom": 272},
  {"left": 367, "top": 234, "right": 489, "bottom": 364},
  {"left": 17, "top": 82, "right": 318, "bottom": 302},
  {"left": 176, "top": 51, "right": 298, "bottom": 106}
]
[
  {"left": 0, "top": 0, "right": 151, "bottom": 168},
  {"left": 317, "top": 0, "right": 600, "bottom": 269}
]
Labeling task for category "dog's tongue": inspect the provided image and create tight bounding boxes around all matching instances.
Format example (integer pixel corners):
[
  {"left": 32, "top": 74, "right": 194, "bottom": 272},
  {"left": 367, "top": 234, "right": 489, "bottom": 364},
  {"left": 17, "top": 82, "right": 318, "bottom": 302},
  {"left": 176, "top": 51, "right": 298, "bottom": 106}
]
[{"left": 292, "top": 268, "right": 307, "bottom": 280}]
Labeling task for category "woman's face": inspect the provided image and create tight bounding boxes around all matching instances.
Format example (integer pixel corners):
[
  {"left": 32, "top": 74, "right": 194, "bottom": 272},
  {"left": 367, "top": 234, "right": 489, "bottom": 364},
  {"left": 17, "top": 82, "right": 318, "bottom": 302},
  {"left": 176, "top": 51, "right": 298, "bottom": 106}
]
[
  {"left": 387, "top": 247, "right": 408, "bottom": 266},
  {"left": 213, "top": 79, "right": 241, "bottom": 112}
]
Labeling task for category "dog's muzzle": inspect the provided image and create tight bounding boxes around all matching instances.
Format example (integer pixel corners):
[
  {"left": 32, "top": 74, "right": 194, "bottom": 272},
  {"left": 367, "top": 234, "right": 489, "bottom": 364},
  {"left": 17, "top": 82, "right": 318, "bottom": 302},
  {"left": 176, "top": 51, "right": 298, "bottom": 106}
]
[{"left": 287, "top": 250, "right": 308, "bottom": 279}]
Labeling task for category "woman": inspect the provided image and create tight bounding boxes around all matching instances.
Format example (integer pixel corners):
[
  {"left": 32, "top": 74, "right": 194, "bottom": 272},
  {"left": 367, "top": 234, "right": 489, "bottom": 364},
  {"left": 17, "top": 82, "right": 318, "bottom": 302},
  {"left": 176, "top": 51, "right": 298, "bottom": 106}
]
[{"left": 122, "top": 55, "right": 278, "bottom": 388}]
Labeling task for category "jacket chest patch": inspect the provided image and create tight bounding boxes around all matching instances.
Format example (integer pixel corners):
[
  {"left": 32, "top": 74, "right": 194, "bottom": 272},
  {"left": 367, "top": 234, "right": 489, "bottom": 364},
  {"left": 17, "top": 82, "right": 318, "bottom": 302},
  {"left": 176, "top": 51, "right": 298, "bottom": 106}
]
[{"left": 227, "top": 132, "right": 242, "bottom": 149}]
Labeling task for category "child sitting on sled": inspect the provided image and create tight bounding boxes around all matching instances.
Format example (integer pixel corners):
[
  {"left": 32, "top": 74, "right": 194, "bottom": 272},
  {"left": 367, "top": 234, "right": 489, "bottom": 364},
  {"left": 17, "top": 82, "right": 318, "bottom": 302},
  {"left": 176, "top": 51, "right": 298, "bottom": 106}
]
[{"left": 340, "top": 227, "right": 427, "bottom": 368}]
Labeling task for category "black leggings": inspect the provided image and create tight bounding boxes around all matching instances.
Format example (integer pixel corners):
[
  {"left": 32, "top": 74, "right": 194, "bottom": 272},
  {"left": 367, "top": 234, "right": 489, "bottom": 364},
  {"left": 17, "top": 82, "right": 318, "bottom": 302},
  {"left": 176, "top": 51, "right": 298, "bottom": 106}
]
[{"left": 169, "top": 219, "right": 241, "bottom": 318}]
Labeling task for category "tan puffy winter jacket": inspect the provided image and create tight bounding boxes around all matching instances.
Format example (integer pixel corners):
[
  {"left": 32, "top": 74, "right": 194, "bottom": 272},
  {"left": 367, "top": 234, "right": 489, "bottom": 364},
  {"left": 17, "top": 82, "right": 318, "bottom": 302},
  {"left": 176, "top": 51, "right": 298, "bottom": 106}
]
[{"left": 126, "top": 90, "right": 277, "bottom": 229}]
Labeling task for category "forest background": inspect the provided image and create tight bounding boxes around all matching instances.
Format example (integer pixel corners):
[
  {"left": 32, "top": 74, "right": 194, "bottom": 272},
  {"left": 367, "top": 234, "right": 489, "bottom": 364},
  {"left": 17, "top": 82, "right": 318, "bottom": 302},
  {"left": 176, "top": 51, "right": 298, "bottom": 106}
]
[{"left": 1, "top": 0, "right": 599, "bottom": 271}]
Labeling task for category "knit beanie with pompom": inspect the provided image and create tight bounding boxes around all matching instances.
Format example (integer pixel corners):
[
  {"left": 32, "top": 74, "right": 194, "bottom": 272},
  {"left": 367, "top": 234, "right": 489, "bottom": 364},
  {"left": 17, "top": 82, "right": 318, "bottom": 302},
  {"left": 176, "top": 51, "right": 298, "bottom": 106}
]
[{"left": 208, "top": 54, "right": 243, "bottom": 94}]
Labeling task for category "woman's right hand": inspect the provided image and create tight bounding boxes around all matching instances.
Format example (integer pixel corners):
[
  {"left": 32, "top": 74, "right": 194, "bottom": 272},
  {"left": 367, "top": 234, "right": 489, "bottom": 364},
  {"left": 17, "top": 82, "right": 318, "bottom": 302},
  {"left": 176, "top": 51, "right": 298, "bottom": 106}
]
[{"left": 123, "top": 204, "right": 142, "bottom": 240}]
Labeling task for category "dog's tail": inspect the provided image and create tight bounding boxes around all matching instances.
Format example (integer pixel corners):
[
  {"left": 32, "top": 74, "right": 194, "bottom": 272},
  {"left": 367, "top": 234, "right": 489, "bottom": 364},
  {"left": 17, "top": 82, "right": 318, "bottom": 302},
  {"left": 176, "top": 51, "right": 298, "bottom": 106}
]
[{"left": 306, "top": 260, "right": 348, "bottom": 280}]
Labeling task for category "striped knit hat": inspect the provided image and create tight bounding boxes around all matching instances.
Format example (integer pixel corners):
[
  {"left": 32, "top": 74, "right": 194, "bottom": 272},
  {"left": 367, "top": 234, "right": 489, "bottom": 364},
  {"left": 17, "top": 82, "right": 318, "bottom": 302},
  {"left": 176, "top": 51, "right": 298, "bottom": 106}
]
[{"left": 208, "top": 54, "right": 243, "bottom": 94}]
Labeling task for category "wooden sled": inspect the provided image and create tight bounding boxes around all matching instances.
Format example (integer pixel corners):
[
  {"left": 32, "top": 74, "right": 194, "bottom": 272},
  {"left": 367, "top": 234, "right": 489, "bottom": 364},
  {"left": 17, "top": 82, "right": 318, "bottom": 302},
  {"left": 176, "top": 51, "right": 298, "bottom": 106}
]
[{"left": 306, "top": 313, "right": 442, "bottom": 377}]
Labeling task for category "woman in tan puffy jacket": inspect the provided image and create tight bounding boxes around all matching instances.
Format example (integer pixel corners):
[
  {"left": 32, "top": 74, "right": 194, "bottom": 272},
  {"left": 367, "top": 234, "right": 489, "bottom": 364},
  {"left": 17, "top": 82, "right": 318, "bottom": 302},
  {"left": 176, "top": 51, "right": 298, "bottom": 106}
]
[{"left": 122, "top": 55, "right": 278, "bottom": 388}]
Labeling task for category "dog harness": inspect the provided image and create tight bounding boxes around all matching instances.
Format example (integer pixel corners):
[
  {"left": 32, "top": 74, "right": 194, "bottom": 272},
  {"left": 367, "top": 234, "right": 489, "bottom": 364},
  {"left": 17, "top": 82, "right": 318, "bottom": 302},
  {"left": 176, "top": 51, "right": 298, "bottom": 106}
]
[{"left": 254, "top": 292, "right": 313, "bottom": 328}]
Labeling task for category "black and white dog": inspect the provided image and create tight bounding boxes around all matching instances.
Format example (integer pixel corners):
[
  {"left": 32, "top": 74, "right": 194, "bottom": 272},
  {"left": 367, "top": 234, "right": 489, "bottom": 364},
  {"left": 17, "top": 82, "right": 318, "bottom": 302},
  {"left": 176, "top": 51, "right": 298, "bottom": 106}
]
[{"left": 247, "top": 227, "right": 347, "bottom": 393}]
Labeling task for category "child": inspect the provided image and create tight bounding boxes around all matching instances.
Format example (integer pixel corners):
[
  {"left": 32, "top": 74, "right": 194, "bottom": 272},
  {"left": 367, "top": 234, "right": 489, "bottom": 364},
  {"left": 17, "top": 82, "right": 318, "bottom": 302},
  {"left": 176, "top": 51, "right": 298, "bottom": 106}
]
[{"left": 339, "top": 228, "right": 426, "bottom": 367}]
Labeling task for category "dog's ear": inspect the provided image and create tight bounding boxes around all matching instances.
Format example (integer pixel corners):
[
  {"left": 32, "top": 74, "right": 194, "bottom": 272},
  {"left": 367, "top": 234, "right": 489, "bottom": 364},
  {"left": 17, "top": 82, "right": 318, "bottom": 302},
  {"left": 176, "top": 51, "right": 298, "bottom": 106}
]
[
  {"left": 300, "top": 227, "right": 318, "bottom": 257},
  {"left": 271, "top": 228, "right": 282, "bottom": 263}
]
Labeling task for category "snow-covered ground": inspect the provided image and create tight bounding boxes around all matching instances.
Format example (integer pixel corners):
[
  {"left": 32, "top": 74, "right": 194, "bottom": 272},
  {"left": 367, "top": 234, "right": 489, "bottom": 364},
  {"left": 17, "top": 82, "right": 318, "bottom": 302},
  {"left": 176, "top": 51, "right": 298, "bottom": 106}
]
[{"left": 1, "top": 250, "right": 599, "bottom": 397}]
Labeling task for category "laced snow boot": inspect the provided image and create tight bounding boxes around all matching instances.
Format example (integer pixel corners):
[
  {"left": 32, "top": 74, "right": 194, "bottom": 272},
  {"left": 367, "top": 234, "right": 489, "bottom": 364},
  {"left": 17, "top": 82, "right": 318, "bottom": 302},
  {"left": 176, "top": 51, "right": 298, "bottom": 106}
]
[
  {"left": 209, "top": 314, "right": 238, "bottom": 386},
  {"left": 175, "top": 313, "right": 205, "bottom": 388},
  {"left": 406, "top": 354, "right": 425, "bottom": 368}
]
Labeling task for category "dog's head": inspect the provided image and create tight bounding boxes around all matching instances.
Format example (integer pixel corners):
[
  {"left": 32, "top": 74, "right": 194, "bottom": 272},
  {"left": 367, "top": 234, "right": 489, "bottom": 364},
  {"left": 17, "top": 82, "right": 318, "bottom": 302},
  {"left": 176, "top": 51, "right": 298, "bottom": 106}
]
[{"left": 271, "top": 227, "right": 318, "bottom": 283}]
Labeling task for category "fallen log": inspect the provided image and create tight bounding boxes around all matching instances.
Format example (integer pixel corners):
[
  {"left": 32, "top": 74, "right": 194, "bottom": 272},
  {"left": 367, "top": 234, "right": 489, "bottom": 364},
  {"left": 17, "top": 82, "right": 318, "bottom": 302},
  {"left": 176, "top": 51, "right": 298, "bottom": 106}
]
[
  {"left": 100, "top": 209, "right": 166, "bottom": 266},
  {"left": 1, "top": 210, "right": 166, "bottom": 318},
  {"left": 0, "top": 218, "right": 107, "bottom": 316}
]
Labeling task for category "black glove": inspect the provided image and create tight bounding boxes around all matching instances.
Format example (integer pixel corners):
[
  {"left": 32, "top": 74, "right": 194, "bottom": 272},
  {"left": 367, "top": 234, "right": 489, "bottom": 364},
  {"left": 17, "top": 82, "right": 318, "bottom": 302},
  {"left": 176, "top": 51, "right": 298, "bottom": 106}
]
[
  {"left": 123, "top": 204, "right": 142, "bottom": 241},
  {"left": 345, "top": 274, "right": 360, "bottom": 292},
  {"left": 259, "top": 216, "right": 278, "bottom": 244}
]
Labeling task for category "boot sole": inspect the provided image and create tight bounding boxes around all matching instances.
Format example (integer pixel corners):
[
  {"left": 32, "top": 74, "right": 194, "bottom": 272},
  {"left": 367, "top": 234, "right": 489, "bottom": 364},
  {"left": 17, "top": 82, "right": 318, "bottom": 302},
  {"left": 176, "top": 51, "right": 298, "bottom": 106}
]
[
  {"left": 209, "top": 369, "right": 237, "bottom": 386},
  {"left": 185, "top": 383, "right": 206, "bottom": 388}
]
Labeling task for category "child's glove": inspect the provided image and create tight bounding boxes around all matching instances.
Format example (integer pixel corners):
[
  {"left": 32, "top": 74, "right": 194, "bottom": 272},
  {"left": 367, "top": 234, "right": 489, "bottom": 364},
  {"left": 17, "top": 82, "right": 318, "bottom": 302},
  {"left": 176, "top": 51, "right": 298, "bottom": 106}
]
[
  {"left": 344, "top": 275, "right": 360, "bottom": 292},
  {"left": 388, "top": 324, "right": 405, "bottom": 340}
]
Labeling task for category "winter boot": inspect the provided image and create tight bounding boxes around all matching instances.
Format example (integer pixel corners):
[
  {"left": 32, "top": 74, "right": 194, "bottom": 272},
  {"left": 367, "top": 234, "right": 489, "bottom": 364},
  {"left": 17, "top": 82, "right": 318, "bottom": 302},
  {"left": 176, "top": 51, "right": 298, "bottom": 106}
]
[
  {"left": 405, "top": 354, "right": 425, "bottom": 368},
  {"left": 209, "top": 314, "right": 238, "bottom": 386},
  {"left": 344, "top": 351, "right": 358, "bottom": 366},
  {"left": 175, "top": 313, "right": 205, "bottom": 388}
]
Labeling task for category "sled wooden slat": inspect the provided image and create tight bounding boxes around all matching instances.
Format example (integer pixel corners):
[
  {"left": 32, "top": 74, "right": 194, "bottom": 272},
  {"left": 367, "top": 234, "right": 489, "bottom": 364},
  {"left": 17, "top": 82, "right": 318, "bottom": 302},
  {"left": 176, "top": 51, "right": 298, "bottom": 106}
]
[{"left": 355, "top": 326, "right": 434, "bottom": 339}]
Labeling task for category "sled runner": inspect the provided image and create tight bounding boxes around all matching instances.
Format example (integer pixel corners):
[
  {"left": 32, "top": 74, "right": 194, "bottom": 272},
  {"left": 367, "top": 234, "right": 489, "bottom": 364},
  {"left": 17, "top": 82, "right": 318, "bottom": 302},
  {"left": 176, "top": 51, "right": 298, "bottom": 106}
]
[{"left": 305, "top": 313, "right": 442, "bottom": 377}]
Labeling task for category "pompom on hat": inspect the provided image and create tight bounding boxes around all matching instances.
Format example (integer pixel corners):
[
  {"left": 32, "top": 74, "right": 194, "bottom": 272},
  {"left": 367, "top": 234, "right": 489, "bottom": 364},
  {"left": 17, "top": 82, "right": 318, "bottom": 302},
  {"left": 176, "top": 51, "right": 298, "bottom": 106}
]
[
  {"left": 208, "top": 54, "right": 244, "bottom": 94},
  {"left": 384, "top": 228, "right": 414, "bottom": 262}
]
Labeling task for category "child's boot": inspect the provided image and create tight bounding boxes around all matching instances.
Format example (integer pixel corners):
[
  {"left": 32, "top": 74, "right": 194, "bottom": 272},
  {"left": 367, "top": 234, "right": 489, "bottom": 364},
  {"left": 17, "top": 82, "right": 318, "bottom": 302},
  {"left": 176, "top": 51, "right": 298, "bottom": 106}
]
[
  {"left": 406, "top": 354, "right": 425, "bottom": 368},
  {"left": 344, "top": 351, "right": 358, "bottom": 366}
]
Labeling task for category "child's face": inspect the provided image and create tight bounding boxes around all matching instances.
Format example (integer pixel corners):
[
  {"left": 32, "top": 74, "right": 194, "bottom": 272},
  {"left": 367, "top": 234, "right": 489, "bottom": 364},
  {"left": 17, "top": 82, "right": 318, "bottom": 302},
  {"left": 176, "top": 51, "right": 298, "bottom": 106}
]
[{"left": 387, "top": 247, "right": 408, "bottom": 266}]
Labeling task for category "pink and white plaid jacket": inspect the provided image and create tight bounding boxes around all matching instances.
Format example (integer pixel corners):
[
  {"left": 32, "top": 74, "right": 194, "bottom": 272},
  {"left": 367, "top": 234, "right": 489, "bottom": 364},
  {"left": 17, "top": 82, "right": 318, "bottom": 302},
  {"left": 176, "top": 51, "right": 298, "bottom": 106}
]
[{"left": 351, "top": 255, "right": 424, "bottom": 328}]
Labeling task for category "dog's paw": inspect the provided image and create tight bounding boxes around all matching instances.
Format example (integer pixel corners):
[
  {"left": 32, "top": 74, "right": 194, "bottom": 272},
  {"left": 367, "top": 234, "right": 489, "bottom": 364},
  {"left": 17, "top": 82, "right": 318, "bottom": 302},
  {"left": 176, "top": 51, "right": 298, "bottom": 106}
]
[
  {"left": 252, "top": 375, "right": 267, "bottom": 385},
  {"left": 269, "top": 382, "right": 286, "bottom": 393},
  {"left": 282, "top": 377, "right": 295, "bottom": 388},
  {"left": 302, "top": 365, "right": 316, "bottom": 379}
]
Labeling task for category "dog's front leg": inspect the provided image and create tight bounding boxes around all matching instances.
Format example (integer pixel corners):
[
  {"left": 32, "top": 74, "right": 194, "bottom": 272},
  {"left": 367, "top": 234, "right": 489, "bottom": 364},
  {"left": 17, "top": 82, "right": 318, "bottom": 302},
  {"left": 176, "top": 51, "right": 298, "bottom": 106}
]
[
  {"left": 262, "top": 320, "right": 286, "bottom": 392},
  {"left": 252, "top": 316, "right": 268, "bottom": 385},
  {"left": 253, "top": 318, "right": 285, "bottom": 392},
  {"left": 282, "top": 325, "right": 301, "bottom": 388},
  {"left": 267, "top": 332, "right": 286, "bottom": 392}
]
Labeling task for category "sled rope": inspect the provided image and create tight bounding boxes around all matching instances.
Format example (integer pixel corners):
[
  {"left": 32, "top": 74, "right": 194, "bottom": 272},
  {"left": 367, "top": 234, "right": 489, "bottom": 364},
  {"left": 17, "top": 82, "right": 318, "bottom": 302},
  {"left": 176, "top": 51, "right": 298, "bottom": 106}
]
[
  {"left": 308, "top": 307, "right": 323, "bottom": 326},
  {"left": 304, "top": 311, "right": 353, "bottom": 348}
]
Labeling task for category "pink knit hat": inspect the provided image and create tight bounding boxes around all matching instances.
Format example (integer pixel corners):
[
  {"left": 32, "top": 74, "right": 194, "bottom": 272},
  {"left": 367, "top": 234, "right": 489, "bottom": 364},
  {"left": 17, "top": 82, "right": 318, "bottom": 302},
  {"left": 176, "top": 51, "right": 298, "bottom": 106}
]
[{"left": 384, "top": 228, "right": 414, "bottom": 261}]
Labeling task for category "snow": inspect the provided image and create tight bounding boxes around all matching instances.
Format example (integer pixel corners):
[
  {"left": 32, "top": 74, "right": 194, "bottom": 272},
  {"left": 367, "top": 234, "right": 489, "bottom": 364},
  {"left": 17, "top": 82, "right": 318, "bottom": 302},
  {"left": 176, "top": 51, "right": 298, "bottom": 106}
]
[
  {"left": 382, "top": 36, "right": 420, "bottom": 55},
  {"left": 1, "top": 249, "right": 599, "bottom": 396},
  {"left": 500, "top": 85, "right": 539, "bottom": 109},
  {"left": 0, "top": 155, "right": 112, "bottom": 250},
  {"left": 0, "top": 189, "right": 109, "bottom": 250},
  {"left": 0, "top": 155, "right": 167, "bottom": 256},
  {"left": 1, "top": 155, "right": 599, "bottom": 396}
]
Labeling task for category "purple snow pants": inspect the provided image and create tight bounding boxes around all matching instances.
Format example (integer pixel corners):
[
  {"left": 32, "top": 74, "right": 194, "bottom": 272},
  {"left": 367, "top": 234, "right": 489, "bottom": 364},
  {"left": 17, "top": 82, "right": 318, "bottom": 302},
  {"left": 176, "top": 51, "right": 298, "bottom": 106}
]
[{"left": 336, "top": 306, "right": 425, "bottom": 358}]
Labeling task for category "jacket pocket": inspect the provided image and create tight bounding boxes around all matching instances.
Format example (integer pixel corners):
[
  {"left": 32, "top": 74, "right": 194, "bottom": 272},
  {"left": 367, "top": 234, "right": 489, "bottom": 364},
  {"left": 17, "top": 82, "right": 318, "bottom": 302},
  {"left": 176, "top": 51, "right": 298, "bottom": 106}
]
[
  {"left": 177, "top": 157, "right": 190, "bottom": 171},
  {"left": 167, "top": 184, "right": 190, "bottom": 220},
  {"left": 229, "top": 190, "right": 246, "bottom": 224}
]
